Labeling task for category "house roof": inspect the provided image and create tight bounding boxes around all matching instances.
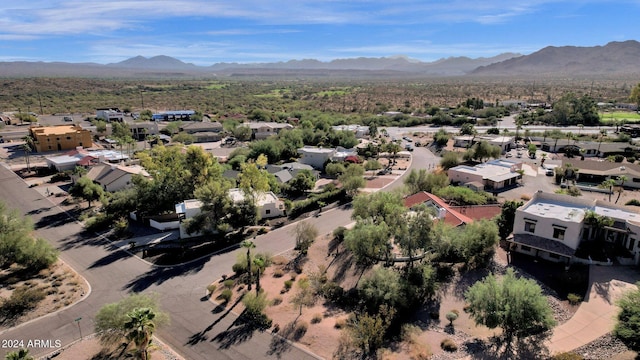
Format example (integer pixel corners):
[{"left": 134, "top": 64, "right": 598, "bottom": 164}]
[
  {"left": 510, "top": 233, "right": 576, "bottom": 257},
  {"left": 404, "top": 191, "right": 474, "bottom": 227},
  {"left": 450, "top": 204, "right": 502, "bottom": 221},
  {"left": 563, "top": 158, "right": 640, "bottom": 178}
]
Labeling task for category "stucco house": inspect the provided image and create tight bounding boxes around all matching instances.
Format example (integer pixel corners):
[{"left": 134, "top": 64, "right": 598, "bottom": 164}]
[
  {"left": 508, "top": 191, "right": 640, "bottom": 265},
  {"left": 404, "top": 192, "right": 473, "bottom": 227},
  {"left": 447, "top": 159, "right": 523, "bottom": 191},
  {"left": 562, "top": 158, "right": 640, "bottom": 189},
  {"left": 86, "top": 163, "right": 150, "bottom": 192},
  {"left": 297, "top": 146, "right": 336, "bottom": 170}
]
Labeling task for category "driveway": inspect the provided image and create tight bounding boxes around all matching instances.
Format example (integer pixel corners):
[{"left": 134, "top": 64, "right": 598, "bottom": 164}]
[{"left": 548, "top": 265, "right": 640, "bottom": 354}]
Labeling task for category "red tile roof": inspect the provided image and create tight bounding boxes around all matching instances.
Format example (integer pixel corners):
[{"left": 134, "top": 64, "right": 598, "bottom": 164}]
[
  {"left": 450, "top": 204, "right": 502, "bottom": 221},
  {"left": 404, "top": 192, "right": 474, "bottom": 227}
]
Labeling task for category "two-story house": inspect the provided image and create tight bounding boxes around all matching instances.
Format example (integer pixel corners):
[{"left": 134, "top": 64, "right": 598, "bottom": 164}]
[{"left": 508, "top": 191, "right": 640, "bottom": 265}]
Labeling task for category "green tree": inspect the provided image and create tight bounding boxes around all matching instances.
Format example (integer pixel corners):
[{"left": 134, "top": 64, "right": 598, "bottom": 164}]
[
  {"left": 440, "top": 151, "right": 460, "bottom": 170},
  {"left": 404, "top": 169, "right": 450, "bottom": 195},
  {"left": 364, "top": 159, "right": 382, "bottom": 176},
  {"left": 293, "top": 221, "right": 318, "bottom": 256},
  {"left": 324, "top": 162, "right": 346, "bottom": 178},
  {"left": 358, "top": 267, "right": 402, "bottom": 311},
  {"left": 171, "top": 132, "right": 195, "bottom": 144},
  {"left": 238, "top": 162, "right": 271, "bottom": 205},
  {"left": 291, "top": 277, "right": 317, "bottom": 316},
  {"left": 185, "top": 179, "right": 233, "bottom": 235},
  {"left": 395, "top": 206, "right": 433, "bottom": 266},
  {"left": 124, "top": 307, "right": 157, "bottom": 360},
  {"left": 346, "top": 306, "right": 396, "bottom": 357},
  {"left": 614, "top": 282, "right": 640, "bottom": 352},
  {"left": 5, "top": 349, "right": 33, "bottom": 360},
  {"left": 465, "top": 269, "right": 556, "bottom": 348},
  {"left": 70, "top": 176, "right": 105, "bottom": 208},
  {"left": 232, "top": 124, "right": 252, "bottom": 141},
  {"left": 459, "top": 123, "right": 476, "bottom": 136},
  {"left": 496, "top": 200, "right": 524, "bottom": 240},
  {"left": 471, "top": 141, "right": 501, "bottom": 162},
  {"left": 94, "top": 293, "right": 168, "bottom": 346},
  {"left": 338, "top": 164, "right": 366, "bottom": 198},
  {"left": 344, "top": 219, "right": 390, "bottom": 265},
  {"left": 352, "top": 191, "right": 406, "bottom": 231},
  {"left": 21, "top": 136, "right": 34, "bottom": 172},
  {"left": 286, "top": 170, "right": 316, "bottom": 196},
  {"left": 433, "top": 129, "right": 450, "bottom": 147},
  {"left": 599, "top": 178, "right": 617, "bottom": 202},
  {"left": 630, "top": 83, "right": 640, "bottom": 109},
  {"left": 241, "top": 239, "right": 256, "bottom": 290}
]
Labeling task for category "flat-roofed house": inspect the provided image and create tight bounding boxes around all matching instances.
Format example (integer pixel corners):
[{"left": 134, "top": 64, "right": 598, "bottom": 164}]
[
  {"left": 29, "top": 125, "right": 93, "bottom": 152},
  {"left": 244, "top": 122, "right": 294, "bottom": 140},
  {"left": 509, "top": 191, "right": 640, "bottom": 265},
  {"left": 298, "top": 146, "right": 336, "bottom": 170},
  {"left": 447, "top": 159, "right": 522, "bottom": 191}
]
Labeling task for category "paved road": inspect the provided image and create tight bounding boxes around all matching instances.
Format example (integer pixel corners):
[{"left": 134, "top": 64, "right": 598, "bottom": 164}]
[
  {"left": 0, "top": 163, "right": 319, "bottom": 360},
  {"left": 0, "top": 136, "right": 435, "bottom": 359}
]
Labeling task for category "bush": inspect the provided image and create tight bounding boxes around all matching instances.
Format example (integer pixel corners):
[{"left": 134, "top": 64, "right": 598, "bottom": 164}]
[
  {"left": 207, "top": 284, "right": 217, "bottom": 294},
  {"left": 218, "top": 289, "right": 232, "bottom": 303},
  {"left": 567, "top": 293, "right": 583, "bottom": 305},
  {"left": 626, "top": 157, "right": 636, "bottom": 164},
  {"left": 50, "top": 172, "right": 71, "bottom": 182},
  {"left": 242, "top": 291, "right": 269, "bottom": 316},
  {"left": 626, "top": 199, "right": 640, "bottom": 207},
  {"left": 311, "top": 313, "right": 323, "bottom": 324},
  {"left": 446, "top": 311, "right": 459, "bottom": 325},
  {"left": 0, "top": 285, "right": 46, "bottom": 320},
  {"left": 223, "top": 279, "right": 235, "bottom": 289},
  {"left": 334, "top": 319, "right": 347, "bottom": 329},
  {"left": 284, "top": 280, "right": 293, "bottom": 291},
  {"left": 271, "top": 296, "right": 283, "bottom": 306},
  {"left": 440, "top": 338, "right": 458, "bottom": 352},
  {"left": 551, "top": 352, "right": 584, "bottom": 360},
  {"left": 273, "top": 269, "right": 285, "bottom": 278}
]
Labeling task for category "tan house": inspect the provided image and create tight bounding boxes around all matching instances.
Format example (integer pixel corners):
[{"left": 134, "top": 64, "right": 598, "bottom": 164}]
[
  {"left": 86, "top": 163, "right": 150, "bottom": 192},
  {"left": 29, "top": 125, "right": 92, "bottom": 152}
]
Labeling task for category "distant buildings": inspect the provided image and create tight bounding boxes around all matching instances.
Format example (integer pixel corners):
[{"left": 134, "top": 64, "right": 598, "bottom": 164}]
[
  {"left": 45, "top": 149, "right": 128, "bottom": 171},
  {"left": 242, "top": 122, "right": 294, "bottom": 140},
  {"left": 452, "top": 135, "right": 514, "bottom": 153},
  {"left": 96, "top": 108, "right": 124, "bottom": 122},
  {"left": 29, "top": 125, "right": 93, "bottom": 152}
]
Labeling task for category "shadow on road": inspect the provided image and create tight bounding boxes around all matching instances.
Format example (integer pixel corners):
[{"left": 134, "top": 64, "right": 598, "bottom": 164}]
[
  {"left": 122, "top": 254, "right": 212, "bottom": 293},
  {"left": 186, "top": 297, "right": 243, "bottom": 346},
  {"left": 88, "top": 245, "right": 130, "bottom": 269},
  {"left": 212, "top": 309, "right": 270, "bottom": 350}
]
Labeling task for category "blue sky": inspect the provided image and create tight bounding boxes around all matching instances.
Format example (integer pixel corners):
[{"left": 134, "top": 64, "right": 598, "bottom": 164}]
[{"left": 1, "top": 1, "right": 639, "bottom": 65}]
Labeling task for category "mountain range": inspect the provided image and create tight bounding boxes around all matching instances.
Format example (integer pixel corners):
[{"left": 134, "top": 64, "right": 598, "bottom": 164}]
[{"left": 1, "top": 41, "right": 639, "bottom": 78}]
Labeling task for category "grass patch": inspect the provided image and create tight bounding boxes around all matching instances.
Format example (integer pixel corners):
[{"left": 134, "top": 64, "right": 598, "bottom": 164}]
[{"left": 599, "top": 111, "right": 640, "bottom": 123}]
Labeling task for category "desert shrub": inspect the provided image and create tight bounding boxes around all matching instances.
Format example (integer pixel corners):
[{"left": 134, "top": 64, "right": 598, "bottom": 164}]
[
  {"left": 271, "top": 296, "right": 283, "bottom": 306},
  {"left": 626, "top": 157, "right": 636, "bottom": 164},
  {"left": 311, "top": 313, "right": 323, "bottom": 324},
  {"left": 626, "top": 199, "right": 640, "bottom": 206},
  {"left": 223, "top": 279, "right": 235, "bottom": 288},
  {"left": 84, "top": 213, "right": 111, "bottom": 232},
  {"left": 50, "top": 172, "right": 70, "bottom": 182},
  {"left": 551, "top": 352, "right": 584, "bottom": 360},
  {"left": 293, "top": 321, "right": 308, "bottom": 340},
  {"left": 440, "top": 338, "right": 458, "bottom": 352},
  {"left": 271, "top": 255, "right": 288, "bottom": 265},
  {"left": 284, "top": 280, "right": 293, "bottom": 291},
  {"left": 242, "top": 291, "right": 269, "bottom": 317},
  {"left": 333, "top": 226, "right": 347, "bottom": 242},
  {"left": 446, "top": 311, "right": 459, "bottom": 325},
  {"left": 567, "top": 293, "right": 583, "bottom": 305},
  {"left": 207, "top": 284, "right": 217, "bottom": 294},
  {"left": 334, "top": 318, "right": 347, "bottom": 329},
  {"left": 113, "top": 217, "right": 129, "bottom": 238},
  {"left": 0, "top": 285, "right": 46, "bottom": 320},
  {"left": 320, "top": 281, "right": 344, "bottom": 302},
  {"left": 273, "top": 269, "right": 285, "bottom": 278},
  {"left": 218, "top": 289, "right": 232, "bottom": 303}
]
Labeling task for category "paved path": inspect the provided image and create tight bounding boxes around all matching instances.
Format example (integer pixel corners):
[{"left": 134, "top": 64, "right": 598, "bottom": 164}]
[{"left": 548, "top": 265, "right": 640, "bottom": 354}]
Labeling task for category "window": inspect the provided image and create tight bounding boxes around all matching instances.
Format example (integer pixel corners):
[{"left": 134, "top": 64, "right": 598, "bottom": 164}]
[
  {"left": 520, "top": 245, "right": 531, "bottom": 252},
  {"left": 66, "top": 136, "right": 71, "bottom": 140},
  {"left": 524, "top": 221, "right": 536, "bottom": 233},
  {"left": 629, "top": 238, "right": 636, "bottom": 251},
  {"left": 553, "top": 227, "right": 565, "bottom": 240},
  {"left": 265, "top": 209, "right": 271, "bottom": 215}
]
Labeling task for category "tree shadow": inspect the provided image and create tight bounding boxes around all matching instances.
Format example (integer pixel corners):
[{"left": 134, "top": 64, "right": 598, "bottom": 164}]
[
  {"left": 212, "top": 309, "right": 270, "bottom": 350},
  {"left": 186, "top": 297, "right": 243, "bottom": 346},
  {"left": 88, "top": 246, "right": 130, "bottom": 269},
  {"left": 467, "top": 333, "right": 551, "bottom": 360},
  {"left": 122, "top": 254, "right": 212, "bottom": 293},
  {"left": 267, "top": 320, "right": 308, "bottom": 359}
]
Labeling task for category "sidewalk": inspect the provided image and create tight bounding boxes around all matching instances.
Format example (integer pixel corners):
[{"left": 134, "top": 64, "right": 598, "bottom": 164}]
[{"left": 548, "top": 265, "right": 640, "bottom": 354}]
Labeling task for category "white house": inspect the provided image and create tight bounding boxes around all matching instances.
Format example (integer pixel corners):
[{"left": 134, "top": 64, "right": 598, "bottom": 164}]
[
  {"left": 509, "top": 191, "right": 640, "bottom": 265},
  {"left": 175, "top": 189, "right": 285, "bottom": 239},
  {"left": 331, "top": 125, "right": 370, "bottom": 138},
  {"left": 447, "top": 159, "right": 522, "bottom": 191},
  {"left": 228, "top": 188, "right": 285, "bottom": 219},
  {"left": 45, "top": 149, "right": 128, "bottom": 171},
  {"left": 297, "top": 146, "right": 336, "bottom": 170},
  {"left": 243, "top": 122, "right": 294, "bottom": 140},
  {"left": 96, "top": 108, "right": 124, "bottom": 122},
  {"left": 86, "top": 163, "right": 150, "bottom": 192}
]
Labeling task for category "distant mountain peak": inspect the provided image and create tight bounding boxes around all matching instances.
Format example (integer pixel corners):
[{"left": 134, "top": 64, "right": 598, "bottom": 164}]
[{"left": 109, "top": 55, "right": 196, "bottom": 69}]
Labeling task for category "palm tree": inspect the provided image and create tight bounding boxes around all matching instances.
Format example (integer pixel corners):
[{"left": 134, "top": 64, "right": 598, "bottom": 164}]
[
  {"left": 5, "top": 349, "right": 34, "bottom": 360},
  {"left": 241, "top": 239, "right": 256, "bottom": 290},
  {"left": 21, "top": 135, "right": 34, "bottom": 173},
  {"left": 615, "top": 175, "right": 628, "bottom": 204},
  {"left": 599, "top": 178, "right": 617, "bottom": 202},
  {"left": 124, "top": 307, "right": 157, "bottom": 360},
  {"left": 597, "top": 129, "right": 607, "bottom": 157},
  {"left": 253, "top": 257, "right": 264, "bottom": 294}
]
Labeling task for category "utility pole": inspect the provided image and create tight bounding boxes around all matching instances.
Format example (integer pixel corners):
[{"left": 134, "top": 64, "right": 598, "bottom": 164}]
[{"left": 74, "top": 317, "right": 83, "bottom": 339}]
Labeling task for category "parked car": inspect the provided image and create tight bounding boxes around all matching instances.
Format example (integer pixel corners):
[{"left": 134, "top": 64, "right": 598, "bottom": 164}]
[
  {"left": 63, "top": 116, "right": 73, "bottom": 122},
  {"left": 506, "top": 153, "right": 513, "bottom": 158},
  {"left": 546, "top": 168, "right": 555, "bottom": 176}
]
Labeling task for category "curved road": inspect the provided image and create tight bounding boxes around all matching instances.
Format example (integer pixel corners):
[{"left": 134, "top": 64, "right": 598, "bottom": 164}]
[{"left": 0, "top": 144, "right": 434, "bottom": 359}]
